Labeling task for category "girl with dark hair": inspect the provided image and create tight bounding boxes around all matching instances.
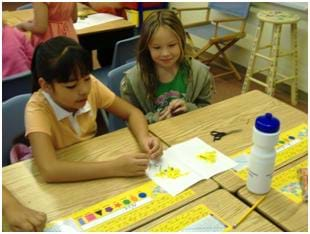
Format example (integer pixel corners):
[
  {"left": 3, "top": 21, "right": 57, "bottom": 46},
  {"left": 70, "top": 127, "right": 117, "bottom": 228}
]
[
  {"left": 121, "top": 10, "right": 214, "bottom": 123},
  {"left": 25, "top": 36, "right": 162, "bottom": 183}
]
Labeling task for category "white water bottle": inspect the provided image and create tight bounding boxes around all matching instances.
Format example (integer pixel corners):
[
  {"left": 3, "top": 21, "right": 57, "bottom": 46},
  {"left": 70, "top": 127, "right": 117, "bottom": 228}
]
[{"left": 247, "top": 113, "right": 280, "bottom": 194}]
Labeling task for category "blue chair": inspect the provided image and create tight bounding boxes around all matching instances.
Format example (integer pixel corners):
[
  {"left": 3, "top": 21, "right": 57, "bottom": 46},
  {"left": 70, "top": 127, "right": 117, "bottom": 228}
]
[
  {"left": 3, "top": 70, "right": 32, "bottom": 101},
  {"left": 17, "top": 3, "right": 32, "bottom": 10},
  {"left": 107, "top": 61, "right": 136, "bottom": 132},
  {"left": 92, "top": 35, "right": 140, "bottom": 85},
  {"left": 173, "top": 3, "right": 250, "bottom": 80},
  {"left": 2, "top": 94, "right": 31, "bottom": 167}
]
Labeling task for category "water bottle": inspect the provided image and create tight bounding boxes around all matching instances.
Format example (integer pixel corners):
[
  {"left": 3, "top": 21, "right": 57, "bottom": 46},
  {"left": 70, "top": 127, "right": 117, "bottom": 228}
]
[{"left": 246, "top": 113, "right": 280, "bottom": 194}]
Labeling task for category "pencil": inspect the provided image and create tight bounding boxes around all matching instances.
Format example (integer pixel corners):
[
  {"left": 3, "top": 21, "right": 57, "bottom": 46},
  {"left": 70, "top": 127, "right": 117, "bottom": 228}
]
[{"left": 233, "top": 195, "right": 266, "bottom": 229}]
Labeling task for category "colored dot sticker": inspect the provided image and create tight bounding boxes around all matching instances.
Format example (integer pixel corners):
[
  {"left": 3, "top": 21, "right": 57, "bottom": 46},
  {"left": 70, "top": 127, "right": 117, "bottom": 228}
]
[
  {"left": 78, "top": 218, "right": 85, "bottom": 225},
  {"left": 278, "top": 140, "right": 285, "bottom": 144},
  {"left": 288, "top": 135, "right": 295, "bottom": 140},
  {"left": 85, "top": 213, "right": 96, "bottom": 222},
  {"left": 138, "top": 192, "right": 147, "bottom": 198},
  {"left": 105, "top": 207, "right": 113, "bottom": 212},
  {"left": 123, "top": 199, "right": 131, "bottom": 205},
  {"left": 130, "top": 195, "right": 138, "bottom": 202}
]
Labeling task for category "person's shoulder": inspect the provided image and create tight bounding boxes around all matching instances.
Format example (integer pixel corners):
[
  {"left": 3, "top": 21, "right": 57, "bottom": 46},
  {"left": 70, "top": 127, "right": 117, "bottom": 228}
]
[
  {"left": 123, "top": 64, "right": 140, "bottom": 82},
  {"left": 90, "top": 74, "right": 100, "bottom": 85},
  {"left": 27, "top": 91, "right": 48, "bottom": 109},
  {"left": 124, "top": 64, "right": 139, "bottom": 76},
  {"left": 189, "top": 58, "right": 210, "bottom": 73},
  {"left": 190, "top": 58, "right": 208, "bottom": 69}
]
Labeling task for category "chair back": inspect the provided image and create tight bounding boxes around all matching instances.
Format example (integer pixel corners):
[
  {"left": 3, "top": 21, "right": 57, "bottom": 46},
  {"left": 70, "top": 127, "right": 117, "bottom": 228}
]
[
  {"left": 2, "top": 93, "right": 31, "bottom": 167},
  {"left": 3, "top": 71, "right": 32, "bottom": 101},
  {"left": 91, "top": 35, "right": 140, "bottom": 85},
  {"left": 111, "top": 35, "right": 140, "bottom": 69},
  {"left": 208, "top": 2, "right": 250, "bottom": 18},
  {"left": 107, "top": 61, "right": 136, "bottom": 131}
]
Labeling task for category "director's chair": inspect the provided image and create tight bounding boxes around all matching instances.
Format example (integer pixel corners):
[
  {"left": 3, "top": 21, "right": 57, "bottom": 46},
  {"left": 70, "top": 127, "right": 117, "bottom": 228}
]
[{"left": 173, "top": 2, "right": 250, "bottom": 80}]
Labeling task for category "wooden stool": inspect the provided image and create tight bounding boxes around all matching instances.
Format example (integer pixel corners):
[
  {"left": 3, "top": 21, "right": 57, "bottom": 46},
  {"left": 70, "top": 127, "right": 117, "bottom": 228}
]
[{"left": 242, "top": 10, "right": 300, "bottom": 105}]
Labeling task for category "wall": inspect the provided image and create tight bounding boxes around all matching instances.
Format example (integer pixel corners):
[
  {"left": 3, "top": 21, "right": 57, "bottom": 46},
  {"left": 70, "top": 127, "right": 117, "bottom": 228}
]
[{"left": 169, "top": 2, "right": 308, "bottom": 93}]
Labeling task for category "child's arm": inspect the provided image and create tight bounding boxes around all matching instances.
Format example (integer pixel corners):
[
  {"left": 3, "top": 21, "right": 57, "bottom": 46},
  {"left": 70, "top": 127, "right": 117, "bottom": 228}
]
[
  {"left": 72, "top": 3, "right": 78, "bottom": 23},
  {"left": 190, "top": 65, "right": 214, "bottom": 109},
  {"left": 29, "top": 131, "right": 150, "bottom": 182},
  {"left": 88, "top": 2, "right": 123, "bottom": 11},
  {"left": 106, "top": 96, "right": 163, "bottom": 160},
  {"left": 16, "top": 3, "right": 48, "bottom": 34},
  {"left": 3, "top": 186, "right": 47, "bottom": 232},
  {"left": 120, "top": 75, "right": 161, "bottom": 124}
]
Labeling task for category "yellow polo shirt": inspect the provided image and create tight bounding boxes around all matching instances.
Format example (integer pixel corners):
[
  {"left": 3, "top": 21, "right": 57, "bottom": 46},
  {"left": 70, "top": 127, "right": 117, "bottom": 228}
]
[{"left": 25, "top": 76, "right": 115, "bottom": 150}]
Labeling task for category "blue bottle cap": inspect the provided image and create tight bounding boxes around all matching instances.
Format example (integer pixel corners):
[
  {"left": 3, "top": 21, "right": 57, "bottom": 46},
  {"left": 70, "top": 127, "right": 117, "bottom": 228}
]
[{"left": 255, "top": 113, "right": 280, "bottom": 133}]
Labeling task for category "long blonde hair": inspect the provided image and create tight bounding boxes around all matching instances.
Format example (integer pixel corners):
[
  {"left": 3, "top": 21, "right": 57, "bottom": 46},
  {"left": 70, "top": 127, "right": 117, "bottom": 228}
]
[{"left": 137, "top": 10, "right": 191, "bottom": 101}]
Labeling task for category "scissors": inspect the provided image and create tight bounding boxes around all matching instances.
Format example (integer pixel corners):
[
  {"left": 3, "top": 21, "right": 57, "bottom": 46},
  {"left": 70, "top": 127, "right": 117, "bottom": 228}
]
[{"left": 210, "top": 129, "right": 242, "bottom": 142}]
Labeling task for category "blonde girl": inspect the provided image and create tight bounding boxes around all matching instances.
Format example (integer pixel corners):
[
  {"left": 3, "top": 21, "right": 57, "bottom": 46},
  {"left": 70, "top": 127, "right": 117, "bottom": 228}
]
[{"left": 121, "top": 10, "right": 214, "bottom": 123}]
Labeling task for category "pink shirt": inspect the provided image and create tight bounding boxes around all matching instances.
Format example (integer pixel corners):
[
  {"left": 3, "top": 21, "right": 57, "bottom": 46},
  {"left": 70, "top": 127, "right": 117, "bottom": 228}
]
[
  {"left": 31, "top": 3, "right": 78, "bottom": 47},
  {"left": 2, "top": 25, "right": 34, "bottom": 78}
]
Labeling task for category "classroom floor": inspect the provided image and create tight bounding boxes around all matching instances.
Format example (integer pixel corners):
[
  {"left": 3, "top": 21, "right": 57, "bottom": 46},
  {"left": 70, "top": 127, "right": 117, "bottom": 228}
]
[
  {"left": 209, "top": 65, "right": 308, "bottom": 114},
  {"left": 92, "top": 51, "right": 308, "bottom": 114}
]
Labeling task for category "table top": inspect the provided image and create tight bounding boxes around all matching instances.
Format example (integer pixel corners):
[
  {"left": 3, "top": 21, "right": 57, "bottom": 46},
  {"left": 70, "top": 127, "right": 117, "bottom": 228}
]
[
  {"left": 237, "top": 157, "right": 308, "bottom": 232},
  {"left": 2, "top": 127, "right": 218, "bottom": 231},
  {"left": 149, "top": 90, "right": 307, "bottom": 193},
  {"left": 3, "top": 4, "right": 135, "bottom": 36},
  {"left": 149, "top": 90, "right": 307, "bottom": 150},
  {"left": 136, "top": 189, "right": 282, "bottom": 232}
]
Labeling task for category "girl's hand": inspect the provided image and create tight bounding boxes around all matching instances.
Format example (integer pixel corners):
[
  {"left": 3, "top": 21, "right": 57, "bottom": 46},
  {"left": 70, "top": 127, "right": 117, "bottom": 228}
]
[
  {"left": 16, "top": 22, "right": 30, "bottom": 32},
  {"left": 113, "top": 153, "right": 150, "bottom": 176},
  {"left": 158, "top": 107, "right": 172, "bottom": 121},
  {"left": 169, "top": 99, "right": 187, "bottom": 116},
  {"left": 139, "top": 135, "right": 163, "bottom": 160},
  {"left": 4, "top": 201, "right": 47, "bottom": 232}
]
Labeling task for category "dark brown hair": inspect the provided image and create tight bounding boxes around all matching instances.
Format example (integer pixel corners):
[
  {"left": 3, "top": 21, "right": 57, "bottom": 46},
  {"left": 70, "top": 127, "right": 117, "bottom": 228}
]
[{"left": 31, "top": 36, "right": 92, "bottom": 92}]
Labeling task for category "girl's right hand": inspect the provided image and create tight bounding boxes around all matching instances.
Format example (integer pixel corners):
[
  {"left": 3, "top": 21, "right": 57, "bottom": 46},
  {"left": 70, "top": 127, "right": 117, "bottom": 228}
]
[
  {"left": 158, "top": 107, "right": 172, "bottom": 121},
  {"left": 4, "top": 200, "right": 47, "bottom": 232},
  {"left": 113, "top": 153, "right": 149, "bottom": 176}
]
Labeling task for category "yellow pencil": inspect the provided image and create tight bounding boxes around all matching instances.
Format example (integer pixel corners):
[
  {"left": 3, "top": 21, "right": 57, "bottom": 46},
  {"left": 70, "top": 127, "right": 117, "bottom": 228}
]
[{"left": 233, "top": 195, "right": 266, "bottom": 229}]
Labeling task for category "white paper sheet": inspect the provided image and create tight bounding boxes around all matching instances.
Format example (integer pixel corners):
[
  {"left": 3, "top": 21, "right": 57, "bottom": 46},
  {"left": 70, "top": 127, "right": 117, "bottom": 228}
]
[
  {"left": 169, "top": 138, "right": 238, "bottom": 179},
  {"left": 181, "top": 215, "right": 227, "bottom": 232},
  {"left": 146, "top": 138, "right": 237, "bottom": 196},
  {"left": 74, "top": 13, "right": 123, "bottom": 30},
  {"left": 147, "top": 152, "right": 202, "bottom": 196}
]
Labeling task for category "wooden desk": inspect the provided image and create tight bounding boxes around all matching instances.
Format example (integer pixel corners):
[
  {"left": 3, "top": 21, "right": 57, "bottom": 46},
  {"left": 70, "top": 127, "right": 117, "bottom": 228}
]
[
  {"left": 136, "top": 189, "right": 282, "bottom": 232},
  {"left": 2, "top": 128, "right": 218, "bottom": 231},
  {"left": 149, "top": 90, "right": 307, "bottom": 193},
  {"left": 3, "top": 4, "right": 135, "bottom": 36},
  {"left": 3, "top": 5, "right": 135, "bottom": 51},
  {"left": 237, "top": 157, "right": 308, "bottom": 232}
]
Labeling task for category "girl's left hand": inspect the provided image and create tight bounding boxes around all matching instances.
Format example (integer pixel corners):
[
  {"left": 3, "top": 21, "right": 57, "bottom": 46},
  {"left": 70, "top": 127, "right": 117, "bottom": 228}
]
[
  {"left": 16, "top": 22, "right": 28, "bottom": 32},
  {"left": 16, "top": 20, "right": 33, "bottom": 32},
  {"left": 140, "top": 135, "right": 163, "bottom": 160},
  {"left": 169, "top": 99, "right": 188, "bottom": 116}
]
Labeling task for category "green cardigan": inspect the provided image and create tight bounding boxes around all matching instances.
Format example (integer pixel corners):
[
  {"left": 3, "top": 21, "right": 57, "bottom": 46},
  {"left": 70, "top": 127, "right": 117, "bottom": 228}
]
[{"left": 120, "top": 58, "right": 214, "bottom": 123}]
